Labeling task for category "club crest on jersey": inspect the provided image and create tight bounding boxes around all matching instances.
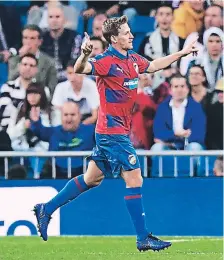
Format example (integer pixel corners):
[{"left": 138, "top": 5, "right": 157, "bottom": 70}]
[
  {"left": 133, "top": 63, "right": 139, "bottom": 73},
  {"left": 128, "top": 154, "right": 136, "bottom": 165}
]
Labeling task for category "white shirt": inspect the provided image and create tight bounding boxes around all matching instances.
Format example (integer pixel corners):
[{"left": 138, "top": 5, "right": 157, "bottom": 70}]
[
  {"left": 169, "top": 98, "right": 188, "bottom": 133},
  {"left": 52, "top": 77, "right": 100, "bottom": 115}
]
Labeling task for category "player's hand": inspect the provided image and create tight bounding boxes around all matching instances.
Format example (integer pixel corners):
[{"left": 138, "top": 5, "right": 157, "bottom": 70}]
[
  {"left": 30, "top": 106, "right": 40, "bottom": 122},
  {"left": 24, "top": 119, "right": 31, "bottom": 129},
  {"left": 175, "top": 129, "right": 191, "bottom": 138},
  {"left": 81, "top": 32, "right": 93, "bottom": 57},
  {"left": 181, "top": 37, "right": 199, "bottom": 57}
]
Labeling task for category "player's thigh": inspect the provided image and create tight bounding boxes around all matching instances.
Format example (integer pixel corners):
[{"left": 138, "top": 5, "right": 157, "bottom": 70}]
[
  {"left": 84, "top": 160, "right": 104, "bottom": 187},
  {"left": 121, "top": 168, "right": 143, "bottom": 188}
]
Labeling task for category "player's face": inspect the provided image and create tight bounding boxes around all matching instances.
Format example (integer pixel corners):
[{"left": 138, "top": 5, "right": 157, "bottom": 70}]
[
  {"left": 207, "top": 35, "right": 222, "bottom": 57},
  {"left": 27, "top": 93, "right": 41, "bottom": 106},
  {"left": 156, "top": 7, "right": 173, "bottom": 30},
  {"left": 22, "top": 29, "right": 42, "bottom": 53},
  {"left": 170, "top": 78, "right": 189, "bottom": 101},
  {"left": 116, "top": 23, "right": 134, "bottom": 50},
  {"left": 204, "top": 6, "right": 223, "bottom": 29},
  {"left": 188, "top": 67, "right": 205, "bottom": 86},
  {"left": 62, "top": 103, "right": 81, "bottom": 131},
  {"left": 90, "top": 40, "right": 104, "bottom": 57},
  {"left": 48, "top": 7, "right": 65, "bottom": 31},
  {"left": 19, "top": 57, "right": 38, "bottom": 80}
]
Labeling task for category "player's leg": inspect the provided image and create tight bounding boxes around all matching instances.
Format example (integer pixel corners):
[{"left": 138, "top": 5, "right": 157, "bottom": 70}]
[
  {"left": 122, "top": 168, "right": 172, "bottom": 252},
  {"left": 34, "top": 161, "right": 104, "bottom": 241}
]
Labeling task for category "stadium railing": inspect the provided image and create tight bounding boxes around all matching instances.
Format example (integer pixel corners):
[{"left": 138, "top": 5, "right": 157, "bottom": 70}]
[{"left": 0, "top": 150, "right": 223, "bottom": 179}]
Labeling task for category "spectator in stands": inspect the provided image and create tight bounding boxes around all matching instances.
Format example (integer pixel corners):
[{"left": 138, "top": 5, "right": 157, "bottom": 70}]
[
  {"left": 27, "top": 0, "right": 79, "bottom": 31},
  {"left": 139, "top": 3, "right": 184, "bottom": 89},
  {"left": 52, "top": 60, "right": 99, "bottom": 125},
  {"left": 0, "top": 5, "right": 22, "bottom": 86},
  {"left": 7, "top": 82, "right": 59, "bottom": 176},
  {"left": 180, "top": 5, "right": 223, "bottom": 75},
  {"left": 7, "top": 82, "right": 58, "bottom": 152},
  {"left": 151, "top": 73, "right": 206, "bottom": 152},
  {"left": 41, "top": 5, "right": 82, "bottom": 82},
  {"left": 0, "top": 54, "right": 38, "bottom": 130},
  {"left": 30, "top": 101, "right": 95, "bottom": 178},
  {"left": 0, "top": 5, "right": 22, "bottom": 62},
  {"left": 188, "top": 65, "right": 210, "bottom": 107},
  {"left": 140, "top": 3, "right": 184, "bottom": 62},
  {"left": 206, "top": 77, "right": 223, "bottom": 150},
  {"left": 83, "top": 1, "right": 119, "bottom": 18},
  {"left": 91, "top": 14, "right": 107, "bottom": 41},
  {"left": 172, "top": 0, "right": 205, "bottom": 39},
  {"left": 8, "top": 25, "right": 57, "bottom": 96},
  {"left": 130, "top": 73, "right": 157, "bottom": 149},
  {"left": 193, "top": 27, "right": 223, "bottom": 91},
  {"left": 89, "top": 36, "right": 106, "bottom": 57}
]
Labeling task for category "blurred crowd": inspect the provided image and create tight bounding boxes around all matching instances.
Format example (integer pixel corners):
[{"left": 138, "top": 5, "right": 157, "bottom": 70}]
[{"left": 0, "top": 0, "right": 223, "bottom": 179}]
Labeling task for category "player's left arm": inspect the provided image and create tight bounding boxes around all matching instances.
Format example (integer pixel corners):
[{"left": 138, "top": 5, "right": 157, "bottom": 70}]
[{"left": 146, "top": 37, "right": 198, "bottom": 73}]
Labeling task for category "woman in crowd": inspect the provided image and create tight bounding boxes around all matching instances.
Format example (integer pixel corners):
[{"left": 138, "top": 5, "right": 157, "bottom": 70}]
[{"left": 7, "top": 82, "right": 59, "bottom": 177}]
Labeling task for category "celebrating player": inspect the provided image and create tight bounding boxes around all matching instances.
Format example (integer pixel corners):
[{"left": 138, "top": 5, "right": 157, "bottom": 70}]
[{"left": 33, "top": 15, "right": 198, "bottom": 252}]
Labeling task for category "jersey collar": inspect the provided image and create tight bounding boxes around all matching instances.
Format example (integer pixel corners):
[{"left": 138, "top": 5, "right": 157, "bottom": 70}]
[{"left": 108, "top": 45, "right": 129, "bottom": 60}]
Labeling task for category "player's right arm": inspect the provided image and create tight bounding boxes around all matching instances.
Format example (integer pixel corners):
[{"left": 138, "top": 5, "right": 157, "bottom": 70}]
[{"left": 74, "top": 32, "right": 93, "bottom": 74}]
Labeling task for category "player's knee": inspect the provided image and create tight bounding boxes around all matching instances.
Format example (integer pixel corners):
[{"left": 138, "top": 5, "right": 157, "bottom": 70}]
[
  {"left": 125, "top": 174, "right": 143, "bottom": 188},
  {"left": 85, "top": 174, "right": 104, "bottom": 187}
]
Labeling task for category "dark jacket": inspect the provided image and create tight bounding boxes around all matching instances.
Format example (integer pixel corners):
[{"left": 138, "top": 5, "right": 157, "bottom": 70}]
[{"left": 153, "top": 96, "right": 206, "bottom": 149}]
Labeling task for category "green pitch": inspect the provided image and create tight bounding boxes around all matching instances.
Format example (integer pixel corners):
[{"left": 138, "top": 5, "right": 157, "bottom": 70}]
[{"left": 0, "top": 236, "right": 223, "bottom": 260}]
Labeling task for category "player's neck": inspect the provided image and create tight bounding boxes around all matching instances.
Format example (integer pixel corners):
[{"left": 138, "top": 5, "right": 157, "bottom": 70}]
[{"left": 113, "top": 45, "right": 128, "bottom": 57}]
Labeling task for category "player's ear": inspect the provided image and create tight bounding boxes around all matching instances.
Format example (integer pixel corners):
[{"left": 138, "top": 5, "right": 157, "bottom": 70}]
[{"left": 111, "top": 35, "right": 117, "bottom": 44}]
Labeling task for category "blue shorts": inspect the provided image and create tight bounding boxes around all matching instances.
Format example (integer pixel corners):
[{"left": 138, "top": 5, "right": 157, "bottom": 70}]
[{"left": 90, "top": 133, "right": 140, "bottom": 178}]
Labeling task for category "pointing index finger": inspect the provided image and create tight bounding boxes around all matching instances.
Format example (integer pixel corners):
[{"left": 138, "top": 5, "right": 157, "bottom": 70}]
[{"left": 84, "top": 32, "right": 90, "bottom": 40}]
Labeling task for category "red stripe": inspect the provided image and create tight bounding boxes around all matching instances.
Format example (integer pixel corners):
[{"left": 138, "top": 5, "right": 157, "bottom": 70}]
[
  {"left": 74, "top": 177, "right": 83, "bottom": 192},
  {"left": 124, "top": 195, "right": 142, "bottom": 200}
]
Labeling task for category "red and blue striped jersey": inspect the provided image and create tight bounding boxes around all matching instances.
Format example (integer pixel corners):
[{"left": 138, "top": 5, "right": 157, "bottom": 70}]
[{"left": 89, "top": 45, "right": 150, "bottom": 134}]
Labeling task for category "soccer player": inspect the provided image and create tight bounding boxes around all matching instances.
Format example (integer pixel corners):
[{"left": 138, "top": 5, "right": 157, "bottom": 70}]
[{"left": 33, "top": 15, "right": 198, "bottom": 252}]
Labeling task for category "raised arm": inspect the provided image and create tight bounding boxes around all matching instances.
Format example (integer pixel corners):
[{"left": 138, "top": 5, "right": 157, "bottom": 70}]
[
  {"left": 74, "top": 32, "right": 93, "bottom": 74},
  {"left": 147, "top": 38, "right": 198, "bottom": 73}
]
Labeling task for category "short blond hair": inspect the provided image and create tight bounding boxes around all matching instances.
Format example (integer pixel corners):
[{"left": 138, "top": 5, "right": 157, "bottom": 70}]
[{"left": 102, "top": 15, "right": 128, "bottom": 44}]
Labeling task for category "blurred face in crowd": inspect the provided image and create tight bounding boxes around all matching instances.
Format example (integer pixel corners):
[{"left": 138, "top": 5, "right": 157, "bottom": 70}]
[
  {"left": 156, "top": 6, "right": 173, "bottom": 31},
  {"left": 189, "top": 0, "right": 204, "bottom": 12},
  {"left": 207, "top": 34, "right": 222, "bottom": 58},
  {"left": 138, "top": 73, "right": 152, "bottom": 89},
  {"left": 27, "top": 93, "right": 41, "bottom": 106},
  {"left": 170, "top": 77, "right": 189, "bottom": 102},
  {"left": 22, "top": 29, "right": 42, "bottom": 54},
  {"left": 204, "top": 6, "right": 223, "bottom": 29},
  {"left": 189, "top": 66, "right": 205, "bottom": 86},
  {"left": 217, "top": 91, "right": 223, "bottom": 103},
  {"left": 48, "top": 7, "right": 65, "bottom": 31},
  {"left": 90, "top": 39, "right": 104, "bottom": 57},
  {"left": 19, "top": 57, "right": 38, "bottom": 81},
  {"left": 62, "top": 102, "right": 81, "bottom": 131},
  {"left": 93, "top": 14, "right": 107, "bottom": 38},
  {"left": 66, "top": 66, "right": 83, "bottom": 91}
]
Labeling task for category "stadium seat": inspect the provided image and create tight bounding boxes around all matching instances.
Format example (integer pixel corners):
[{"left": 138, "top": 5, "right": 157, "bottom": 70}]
[
  {"left": 77, "top": 15, "right": 84, "bottom": 36},
  {"left": 87, "top": 17, "right": 94, "bottom": 35},
  {"left": 129, "top": 16, "right": 155, "bottom": 34},
  {"left": 133, "top": 33, "right": 145, "bottom": 52}
]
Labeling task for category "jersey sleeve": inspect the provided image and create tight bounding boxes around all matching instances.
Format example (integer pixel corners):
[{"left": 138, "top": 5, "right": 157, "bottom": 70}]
[
  {"left": 88, "top": 54, "right": 111, "bottom": 76},
  {"left": 135, "top": 54, "right": 150, "bottom": 74}
]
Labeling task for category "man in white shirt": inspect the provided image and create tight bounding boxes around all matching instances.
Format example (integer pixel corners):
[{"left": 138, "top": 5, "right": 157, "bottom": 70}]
[{"left": 52, "top": 60, "right": 99, "bottom": 125}]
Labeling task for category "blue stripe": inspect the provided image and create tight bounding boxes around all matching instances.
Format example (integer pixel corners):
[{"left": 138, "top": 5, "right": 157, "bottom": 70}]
[
  {"left": 106, "top": 115, "right": 125, "bottom": 128},
  {"left": 105, "top": 89, "right": 128, "bottom": 103}
]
